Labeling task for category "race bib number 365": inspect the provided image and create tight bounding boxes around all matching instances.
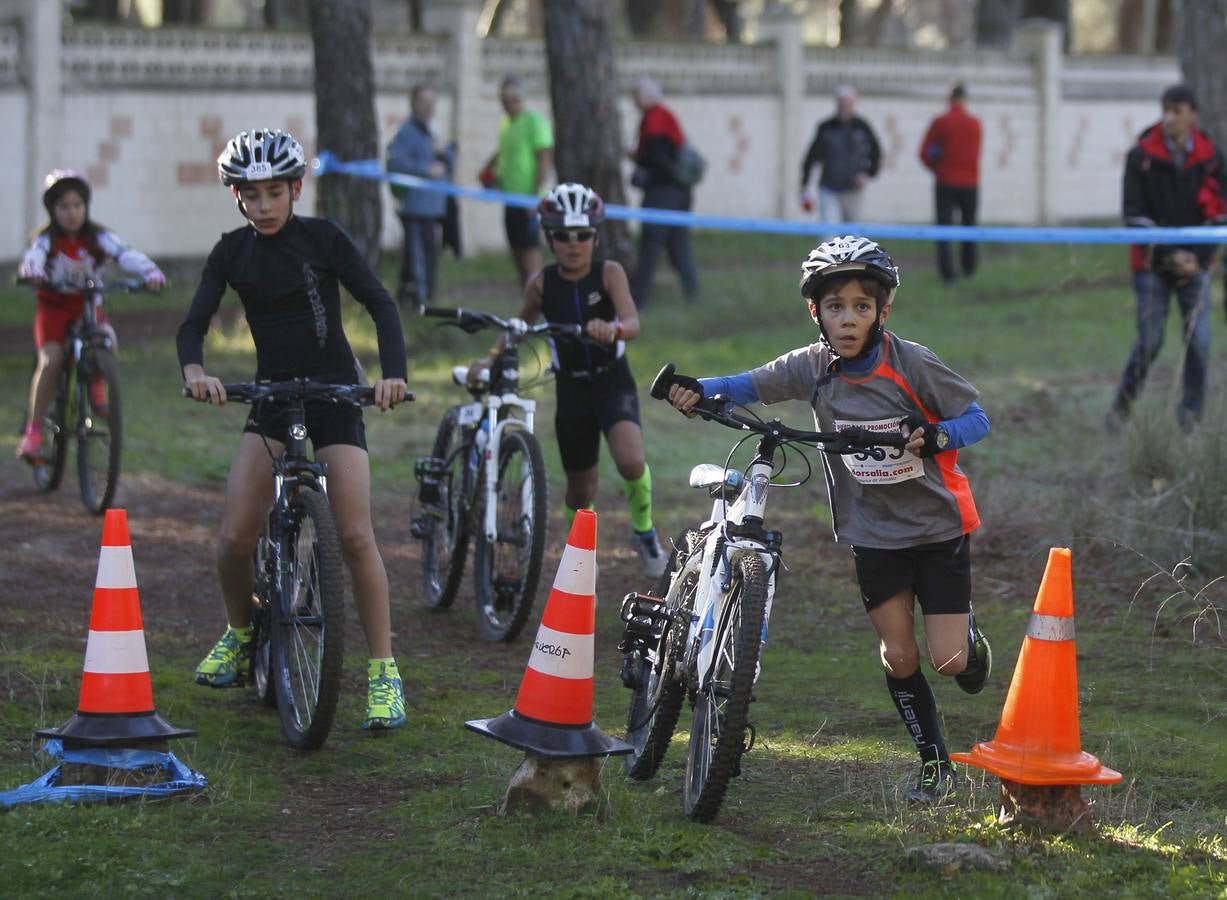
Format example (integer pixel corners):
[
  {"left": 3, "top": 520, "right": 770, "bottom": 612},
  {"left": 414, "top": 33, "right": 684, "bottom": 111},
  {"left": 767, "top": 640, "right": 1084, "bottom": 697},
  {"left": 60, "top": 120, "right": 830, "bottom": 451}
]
[{"left": 834, "top": 417, "right": 924, "bottom": 485}]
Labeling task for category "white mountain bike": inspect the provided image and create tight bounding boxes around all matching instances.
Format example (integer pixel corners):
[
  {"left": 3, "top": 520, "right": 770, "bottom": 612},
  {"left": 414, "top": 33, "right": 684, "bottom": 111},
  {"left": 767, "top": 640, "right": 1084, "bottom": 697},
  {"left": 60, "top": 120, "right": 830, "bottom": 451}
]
[
  {"left": 618, "top": 363, "right": 908, "bottom": 823},
  {"left": 411, "top": 306, "right": 581, "bottom": 642}
]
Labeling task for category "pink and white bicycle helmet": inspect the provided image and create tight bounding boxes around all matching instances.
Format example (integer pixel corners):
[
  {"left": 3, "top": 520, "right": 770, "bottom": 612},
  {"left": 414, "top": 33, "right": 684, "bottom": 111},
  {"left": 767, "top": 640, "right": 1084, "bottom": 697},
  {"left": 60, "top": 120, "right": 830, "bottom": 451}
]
[{"left": 538, "top": 183, "right": 605, "bottom": 229}]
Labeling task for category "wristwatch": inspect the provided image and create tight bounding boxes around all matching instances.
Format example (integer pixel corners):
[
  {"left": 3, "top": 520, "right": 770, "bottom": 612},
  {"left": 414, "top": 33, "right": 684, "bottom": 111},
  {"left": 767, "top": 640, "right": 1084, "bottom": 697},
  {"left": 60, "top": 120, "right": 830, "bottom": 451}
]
[{"left": 934, "top": 426, "right": 950, "bottom": 452}]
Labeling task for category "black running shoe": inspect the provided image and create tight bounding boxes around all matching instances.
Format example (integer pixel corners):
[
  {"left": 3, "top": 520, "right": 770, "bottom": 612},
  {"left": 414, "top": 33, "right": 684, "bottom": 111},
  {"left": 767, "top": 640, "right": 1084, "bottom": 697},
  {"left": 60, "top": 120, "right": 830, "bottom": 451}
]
[
  {"left": 955, "top": 606, "right": 992, "bottom": 695},
  {"left": 906, "top": 759, "right": 958, "bottom": 806}
]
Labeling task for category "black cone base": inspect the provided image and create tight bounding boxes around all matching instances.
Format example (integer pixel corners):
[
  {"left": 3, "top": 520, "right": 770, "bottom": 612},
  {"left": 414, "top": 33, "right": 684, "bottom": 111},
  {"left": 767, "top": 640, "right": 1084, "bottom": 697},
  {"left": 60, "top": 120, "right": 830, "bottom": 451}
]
[
  {"left": 466, "top": 709, "right": 632, "bottom": 758},
  {"left": 36, "top": 711, "right": 196, "bottom": 746}
]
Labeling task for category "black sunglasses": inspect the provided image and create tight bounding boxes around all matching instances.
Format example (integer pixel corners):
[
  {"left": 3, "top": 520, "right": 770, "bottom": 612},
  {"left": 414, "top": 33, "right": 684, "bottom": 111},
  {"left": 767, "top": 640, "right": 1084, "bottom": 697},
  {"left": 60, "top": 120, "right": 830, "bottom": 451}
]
[{"left": 550, "top": 229, "right": 596, "bottom": 244}]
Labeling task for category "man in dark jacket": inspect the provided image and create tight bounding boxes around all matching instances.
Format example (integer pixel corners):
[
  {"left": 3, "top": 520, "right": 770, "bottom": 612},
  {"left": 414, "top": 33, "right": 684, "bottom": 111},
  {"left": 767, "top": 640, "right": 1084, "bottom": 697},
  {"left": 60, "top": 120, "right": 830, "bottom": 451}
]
[
  {"left": 799, "top": 85, "right": 881, "bottom": 223},
  {"left": 919, "top": 83, "right": 982, "bottom": 284},
  {"left": 386, "top": 85, "right": 454, "bottom": 306},
  {"left": 1108, "top": 84, "right": 1227, "bottom": 432}
]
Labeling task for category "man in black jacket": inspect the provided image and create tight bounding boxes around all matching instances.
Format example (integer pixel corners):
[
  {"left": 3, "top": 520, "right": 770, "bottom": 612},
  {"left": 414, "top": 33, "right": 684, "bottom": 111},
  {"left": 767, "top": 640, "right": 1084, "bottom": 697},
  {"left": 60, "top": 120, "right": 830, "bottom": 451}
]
[
  {"left": 1108, "top": 84, "right": 1227, "bottom": 432},
  {"left": 799, "top": 85, "right": 881, "bottom": 223}
]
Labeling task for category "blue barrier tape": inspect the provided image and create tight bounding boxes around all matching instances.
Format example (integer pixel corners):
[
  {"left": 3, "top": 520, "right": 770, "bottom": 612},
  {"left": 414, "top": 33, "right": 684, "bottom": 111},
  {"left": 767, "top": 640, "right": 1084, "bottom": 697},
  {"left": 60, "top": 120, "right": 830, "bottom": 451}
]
[
  {"left": 0, "top": 739, "right": 206, "bottom": 807},
  {"left": 315, "top": 150, "right": 1227, "bottom": 245}
]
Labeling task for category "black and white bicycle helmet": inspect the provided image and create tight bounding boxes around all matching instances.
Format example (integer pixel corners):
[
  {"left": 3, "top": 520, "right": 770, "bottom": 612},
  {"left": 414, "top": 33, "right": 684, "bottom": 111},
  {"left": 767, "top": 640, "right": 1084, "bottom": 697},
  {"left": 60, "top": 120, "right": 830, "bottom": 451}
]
[
  {"left": 538, "top": 182, "right": 605, "bottom": 229},
  {"left": 42, "top": 169, "right": 92, "bottom": 213},
  {"left": 217, "top": 129, "right": 307, "bottom": 186},
  {"left": 799, "top": 235, "right": 900, "bottom": 301}
]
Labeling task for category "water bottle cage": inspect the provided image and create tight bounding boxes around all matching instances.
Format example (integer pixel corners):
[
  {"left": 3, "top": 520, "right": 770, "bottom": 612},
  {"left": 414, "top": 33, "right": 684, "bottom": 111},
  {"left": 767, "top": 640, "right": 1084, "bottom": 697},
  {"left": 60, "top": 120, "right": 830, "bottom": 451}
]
[
  {"left": 616, "top": 591, "right": 672, "bottom": 654},
  {"left": 414, "top": 456, "right": 448, "bottom": 505}
]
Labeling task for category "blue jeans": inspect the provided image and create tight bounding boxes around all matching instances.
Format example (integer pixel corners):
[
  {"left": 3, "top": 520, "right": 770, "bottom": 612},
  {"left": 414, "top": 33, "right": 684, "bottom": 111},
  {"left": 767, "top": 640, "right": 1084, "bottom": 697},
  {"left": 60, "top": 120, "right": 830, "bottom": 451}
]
[
  {"left": 1113, "top": 269, "right": 1211, "bottom": 420},
  {"left": 397, "top": 214, "right": 439, "bottom": 303}
]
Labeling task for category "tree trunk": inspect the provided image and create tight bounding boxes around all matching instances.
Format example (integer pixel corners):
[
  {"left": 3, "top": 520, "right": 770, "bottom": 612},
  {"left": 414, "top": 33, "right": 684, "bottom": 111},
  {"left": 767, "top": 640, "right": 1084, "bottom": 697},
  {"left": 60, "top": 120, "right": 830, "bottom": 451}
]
[
  {"left": 709, "top": 0, "right": 741, "bottom": 42},
  {"left": 162, "top": 0, "right": 209, "bottom": 24},
  {"left": 625, "top": 0, "right": 657, "bottom": 36},
  {"left": 309, "top": 0, "right": 382, "bottom": 266},
  {"left": 1021, "top": 0, "right": 1069, "bottom": 48},
  {"left": 839, "top": 0, "right": 859, "bottom": 46},
  {"left": 542, "top": 0, "right": 634, "bottom": 266},
  {"left": 1178, "top": 0, "right": 1227, "bottom": 147},
  {"left": 266, "top": 0, "right": 311, "bottom": 28},
  {"left": 975, "top": 0, "right": 1021, "bottom": 47},
  {"left": 864, "top": 0, "right": 895, "bottom": 45}
]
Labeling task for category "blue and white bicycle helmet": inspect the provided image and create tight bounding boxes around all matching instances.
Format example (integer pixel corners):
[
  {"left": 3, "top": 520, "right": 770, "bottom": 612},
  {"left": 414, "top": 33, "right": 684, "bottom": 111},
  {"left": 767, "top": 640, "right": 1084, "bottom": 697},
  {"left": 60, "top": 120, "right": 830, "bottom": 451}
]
[
  {"left": 217, "top": 129, "right": 307, "bottom": 186},
  {"left": 799, "top": 235, "right": 900, "bottom": 301}
]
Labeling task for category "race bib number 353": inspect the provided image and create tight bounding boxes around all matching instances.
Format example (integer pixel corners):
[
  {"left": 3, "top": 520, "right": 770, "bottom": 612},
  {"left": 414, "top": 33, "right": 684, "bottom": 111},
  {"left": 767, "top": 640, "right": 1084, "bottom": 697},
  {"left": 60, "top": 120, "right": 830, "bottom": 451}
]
[{"left": 834, "top": 417, "right": 924, "bottom": 485}]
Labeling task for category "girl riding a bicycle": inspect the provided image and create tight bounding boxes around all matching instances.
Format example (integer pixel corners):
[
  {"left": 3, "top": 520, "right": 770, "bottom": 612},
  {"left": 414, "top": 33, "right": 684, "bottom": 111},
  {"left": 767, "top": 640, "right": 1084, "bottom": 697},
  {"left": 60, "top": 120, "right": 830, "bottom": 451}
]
[
  {"left": 666, "top": 235, "right": 992, "bottom": 806},
  {"left": 16, "top": 169, "right": 165, "bottom": 460},
  {"left": 179, "top": 129, "right": 410, "bottom": 731},
  {"left": 467, "top": 183, "right": 668, "bottom": 578}
]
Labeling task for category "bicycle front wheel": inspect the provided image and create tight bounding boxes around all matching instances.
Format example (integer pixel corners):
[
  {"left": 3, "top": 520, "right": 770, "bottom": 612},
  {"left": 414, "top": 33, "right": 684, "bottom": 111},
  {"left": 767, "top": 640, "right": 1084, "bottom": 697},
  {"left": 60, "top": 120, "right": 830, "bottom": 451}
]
[
  {"left": 32, "top": 369, "right": 70, "bottom": 493},
  {"left": 472, "top": 427, "right": 547, "bottom": 642},
  {"left": 75, "top": 349, "right": 121, "bottom": 514},
  {"left": 271, "top": 488, "right": 346, "bottom": 750},
  {"left": 419, "top": 409, "right": 474, "bottom": 609},
  {"left": 683, "top": 551, "right": 768, "bottom": 823},
  {"left": 625, "top": 530, "right": 699, "bottom": 781}
]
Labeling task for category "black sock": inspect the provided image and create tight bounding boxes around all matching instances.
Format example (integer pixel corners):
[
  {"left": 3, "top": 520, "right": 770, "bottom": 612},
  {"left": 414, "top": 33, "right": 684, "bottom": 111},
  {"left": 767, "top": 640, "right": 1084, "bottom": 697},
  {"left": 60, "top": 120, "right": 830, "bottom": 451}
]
[{"left": 886, "top": 669, "right": 948, "bottom": 764}]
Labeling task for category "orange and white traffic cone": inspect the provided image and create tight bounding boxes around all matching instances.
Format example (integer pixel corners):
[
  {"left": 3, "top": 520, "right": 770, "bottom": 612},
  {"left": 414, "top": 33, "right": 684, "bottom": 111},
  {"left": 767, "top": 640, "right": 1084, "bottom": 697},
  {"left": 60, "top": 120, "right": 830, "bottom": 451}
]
[
  {"left": 467, "top": 510, "right": 631, "bottom": 758},
  {"left": 37, "top": 509, "right": 194, "bottom": 747},
  {"left": 951, "top": 547, "right": 1120, "bottom": 785}
]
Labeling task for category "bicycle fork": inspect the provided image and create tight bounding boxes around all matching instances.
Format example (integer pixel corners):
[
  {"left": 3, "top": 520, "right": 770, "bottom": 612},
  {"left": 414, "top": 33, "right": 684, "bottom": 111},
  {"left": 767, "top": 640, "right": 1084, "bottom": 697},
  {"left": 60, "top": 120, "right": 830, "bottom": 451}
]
[{"left": 477, "top": 396, "right": 535, "bottom": 544}]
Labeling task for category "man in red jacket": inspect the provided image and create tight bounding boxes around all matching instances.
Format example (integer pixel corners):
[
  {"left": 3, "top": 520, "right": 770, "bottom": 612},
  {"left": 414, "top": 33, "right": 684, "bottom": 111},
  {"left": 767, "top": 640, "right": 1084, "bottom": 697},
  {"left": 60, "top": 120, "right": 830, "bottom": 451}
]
[
  {"left": 919, "top": 83, "right": 982, "bottom": 285},
  {"left": 1108, "top": 84, "right": 1227, "bottom": 433}
]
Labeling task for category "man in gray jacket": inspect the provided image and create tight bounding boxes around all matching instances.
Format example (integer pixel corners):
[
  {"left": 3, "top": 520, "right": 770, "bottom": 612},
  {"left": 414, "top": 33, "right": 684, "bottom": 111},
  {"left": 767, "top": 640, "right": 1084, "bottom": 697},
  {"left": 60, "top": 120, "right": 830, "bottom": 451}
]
[{"left": 387, "top": 85, "right": 455, "bottom": 305}]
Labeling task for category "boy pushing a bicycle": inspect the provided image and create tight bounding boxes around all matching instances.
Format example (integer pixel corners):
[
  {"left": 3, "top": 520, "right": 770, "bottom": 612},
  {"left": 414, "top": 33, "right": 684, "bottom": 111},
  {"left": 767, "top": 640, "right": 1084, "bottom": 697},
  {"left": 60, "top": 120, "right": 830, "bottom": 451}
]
[
  {"left": 179, "top": 129, "right": 410, "bottom": 731},
  {"left": 666, "top": 235, "right": 991, "bottom": 805}
]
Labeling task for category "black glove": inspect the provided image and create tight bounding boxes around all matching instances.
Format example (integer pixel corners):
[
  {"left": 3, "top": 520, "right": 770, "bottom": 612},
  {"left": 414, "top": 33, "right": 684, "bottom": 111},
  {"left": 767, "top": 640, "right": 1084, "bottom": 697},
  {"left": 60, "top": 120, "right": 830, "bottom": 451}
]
[
  {"left": 900, "top": 413, "right": 939, "bottom": 458},
  {"left": 671, "top": 373, "right": 705, "bottom": 398}
]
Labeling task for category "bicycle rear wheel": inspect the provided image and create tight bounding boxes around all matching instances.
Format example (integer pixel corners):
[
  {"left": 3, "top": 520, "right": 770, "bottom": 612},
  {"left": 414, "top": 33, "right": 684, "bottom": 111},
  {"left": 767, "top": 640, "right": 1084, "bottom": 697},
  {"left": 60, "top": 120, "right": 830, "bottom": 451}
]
[
  {"left": 472, "top": 427, "right": 547, "bottom": 642},
  {"left": 683, "top": 551, "right": 768, "bottom": 823},
  {"left": 418, "top": 408, "right": 474, "bottom": 609},
  {"left": 32, "top": 370, "right": 69, "bottom": 492},
  {"left": 271, "top": 488, "right": 346, "bottom": 750},
  {"left": 75, "top": 349, "right": 121, "bottom": 514},
  {"left": 625, "top": 530, "right": 699, "bottom": 781}
]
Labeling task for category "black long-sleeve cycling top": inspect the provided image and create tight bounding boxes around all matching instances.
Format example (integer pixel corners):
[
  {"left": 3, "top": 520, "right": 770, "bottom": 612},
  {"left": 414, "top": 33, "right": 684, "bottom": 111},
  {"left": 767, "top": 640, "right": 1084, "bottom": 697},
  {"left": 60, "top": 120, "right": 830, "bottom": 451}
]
[{"left": 176, "top": 215, "right": 407, "bottom": 383}]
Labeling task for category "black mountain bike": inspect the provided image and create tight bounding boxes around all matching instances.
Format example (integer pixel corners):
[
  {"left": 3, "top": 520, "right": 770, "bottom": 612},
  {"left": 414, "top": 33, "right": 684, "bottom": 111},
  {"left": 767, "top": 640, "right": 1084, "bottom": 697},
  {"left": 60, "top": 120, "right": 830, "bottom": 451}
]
[
  {"left": 411, "top": 306, "right": 581, "bottom": 642},
  {"left": 188, "top": 379, "right": 405, "bottom": 750},
  {"left": 22, "top": 277, "right": 144, "bottom": 514}
]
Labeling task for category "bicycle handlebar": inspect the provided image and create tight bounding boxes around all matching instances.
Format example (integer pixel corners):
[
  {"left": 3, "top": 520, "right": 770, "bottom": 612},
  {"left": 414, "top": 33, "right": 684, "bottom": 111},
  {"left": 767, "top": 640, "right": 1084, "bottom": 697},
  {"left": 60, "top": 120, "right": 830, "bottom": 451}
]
[
  {"left": 649, "top": 363, "right": 909, "bottom": 454},
  {"left": 182, "top": 379, "right": 414, "bottom": 407},
  {"left": 420, "top": 305, "right": 583, "bottom": 340},
  {"left": 17, "top": 276, "right": 150, "bottom": 295}
]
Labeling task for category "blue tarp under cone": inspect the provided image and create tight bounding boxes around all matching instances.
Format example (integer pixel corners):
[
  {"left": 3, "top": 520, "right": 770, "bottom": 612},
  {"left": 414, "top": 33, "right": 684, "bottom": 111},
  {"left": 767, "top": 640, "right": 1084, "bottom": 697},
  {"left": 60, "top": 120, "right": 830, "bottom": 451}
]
[{"left": 0, "top": 740, "right": 206, "bottom": 807}]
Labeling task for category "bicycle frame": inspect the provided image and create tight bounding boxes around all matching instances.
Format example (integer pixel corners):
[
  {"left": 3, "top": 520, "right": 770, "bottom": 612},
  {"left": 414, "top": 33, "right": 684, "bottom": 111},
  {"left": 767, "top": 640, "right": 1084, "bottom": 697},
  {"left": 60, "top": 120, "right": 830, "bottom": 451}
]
[{"left": 673, "top": 437, "right": 784, "bottom": 694}]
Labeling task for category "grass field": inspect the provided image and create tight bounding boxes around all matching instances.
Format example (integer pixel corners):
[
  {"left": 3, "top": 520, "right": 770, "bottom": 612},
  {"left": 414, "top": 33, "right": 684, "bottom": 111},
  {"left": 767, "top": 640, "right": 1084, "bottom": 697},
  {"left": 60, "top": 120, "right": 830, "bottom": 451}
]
[{"left": 0, "top": 233, "right": 1224, "bottom": 897}]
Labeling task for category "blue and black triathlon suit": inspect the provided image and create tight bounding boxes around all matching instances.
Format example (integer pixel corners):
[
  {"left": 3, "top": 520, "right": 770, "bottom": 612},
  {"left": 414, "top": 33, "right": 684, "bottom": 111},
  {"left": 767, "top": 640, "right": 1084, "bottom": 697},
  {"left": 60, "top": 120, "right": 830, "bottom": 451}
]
[
  {"left": 176, "top": 215, "right": 407, "bottom": 450},
  {"left": 539, "top": 259, "right": 640, "bottom": 472}
]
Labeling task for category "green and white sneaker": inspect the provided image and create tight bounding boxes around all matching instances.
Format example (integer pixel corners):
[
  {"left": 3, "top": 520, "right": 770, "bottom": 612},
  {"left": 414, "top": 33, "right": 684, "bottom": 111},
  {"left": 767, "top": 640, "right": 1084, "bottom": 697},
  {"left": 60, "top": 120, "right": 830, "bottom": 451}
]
[
  {"left": 363, "top": 660, "right": 406, "bottom": 731},
  {"left": 955, "top": 606, "right": 992, "bottom": 695},
  {"left": 194, "top": 626, "right": 254, "bottom": 687},
  {"left": 906, "top": 759, "right": 958, "bottom": 806}
]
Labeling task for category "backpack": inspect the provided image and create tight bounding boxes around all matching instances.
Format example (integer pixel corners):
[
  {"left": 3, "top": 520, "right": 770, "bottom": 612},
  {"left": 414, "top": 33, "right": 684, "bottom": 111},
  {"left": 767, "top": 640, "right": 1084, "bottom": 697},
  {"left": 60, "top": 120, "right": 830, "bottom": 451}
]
[{"left": 670, "top": 143, "right": 706, "bottom": 187}]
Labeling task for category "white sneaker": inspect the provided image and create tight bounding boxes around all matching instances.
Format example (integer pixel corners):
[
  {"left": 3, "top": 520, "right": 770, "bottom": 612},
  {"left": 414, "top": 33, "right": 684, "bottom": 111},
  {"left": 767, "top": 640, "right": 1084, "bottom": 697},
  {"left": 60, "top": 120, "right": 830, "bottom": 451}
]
[{"left": 631, "top": 528, "right": 668, "bottom": 579}]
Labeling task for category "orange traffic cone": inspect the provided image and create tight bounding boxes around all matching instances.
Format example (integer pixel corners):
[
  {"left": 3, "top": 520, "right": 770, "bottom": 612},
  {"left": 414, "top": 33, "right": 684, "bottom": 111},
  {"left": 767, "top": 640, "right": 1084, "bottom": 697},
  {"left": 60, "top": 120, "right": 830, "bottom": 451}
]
[
  {"left": 951, "top": 547, "right": 1121, "bottom": 785},
  {"left": 466, "top": 510, "right": 631, "bottom": 758},
  {"left": 37, "top": 509, "right": 194, "bottom": 747}
]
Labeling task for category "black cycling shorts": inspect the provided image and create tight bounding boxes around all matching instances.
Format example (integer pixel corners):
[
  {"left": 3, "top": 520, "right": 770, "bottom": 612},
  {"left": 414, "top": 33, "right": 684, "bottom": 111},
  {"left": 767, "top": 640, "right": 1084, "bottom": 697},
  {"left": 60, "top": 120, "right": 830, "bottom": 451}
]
[
  {"left": 553, "top": 360, "right": 640, "bottom": 472},
  {"left": 851, "top": 534, "right": 971, "bottom": 615},
  {"left": 243, "top": 398, "right": 367, "bottom": 452},
  {"left": 504, "top": 206, "right": 540, "bottom": 250}
]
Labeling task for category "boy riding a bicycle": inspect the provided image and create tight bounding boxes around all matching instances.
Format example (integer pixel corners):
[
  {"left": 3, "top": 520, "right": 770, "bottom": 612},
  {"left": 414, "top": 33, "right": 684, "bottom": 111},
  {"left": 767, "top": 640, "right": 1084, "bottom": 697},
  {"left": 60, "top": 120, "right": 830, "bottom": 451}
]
[
  {"left": 179, "top": 129, "right": 410, "bottom": 731},
  {"left": 666, "top": 235, "right": 992, "bottom": 805},
  {"left": 467, "top": 183, "right": 669, "bottom": 578}
]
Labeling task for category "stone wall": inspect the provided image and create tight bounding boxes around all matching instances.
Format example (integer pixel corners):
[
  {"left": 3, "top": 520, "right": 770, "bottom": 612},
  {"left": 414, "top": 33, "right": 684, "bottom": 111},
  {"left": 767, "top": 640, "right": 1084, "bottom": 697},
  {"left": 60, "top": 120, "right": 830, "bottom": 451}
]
[{"left": 0, "top": 10, "right": 1180, "bottom": 263}]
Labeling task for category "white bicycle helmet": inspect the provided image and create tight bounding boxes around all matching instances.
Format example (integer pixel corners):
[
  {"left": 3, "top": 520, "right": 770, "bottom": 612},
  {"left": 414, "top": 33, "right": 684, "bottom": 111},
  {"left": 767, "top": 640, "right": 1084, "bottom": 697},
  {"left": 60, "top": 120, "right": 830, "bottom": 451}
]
[
  {"left": 217, "top": 129, "right": 307, "bottom": 186},
  {"left": 538, "top": 182, "right": 605, "bottom": 229},
  {"left": 800, "top": 235, "right": 900, "bottom": 301},
  {"left": 42, "top": 169, "right": 91, "bottom": 213}
]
